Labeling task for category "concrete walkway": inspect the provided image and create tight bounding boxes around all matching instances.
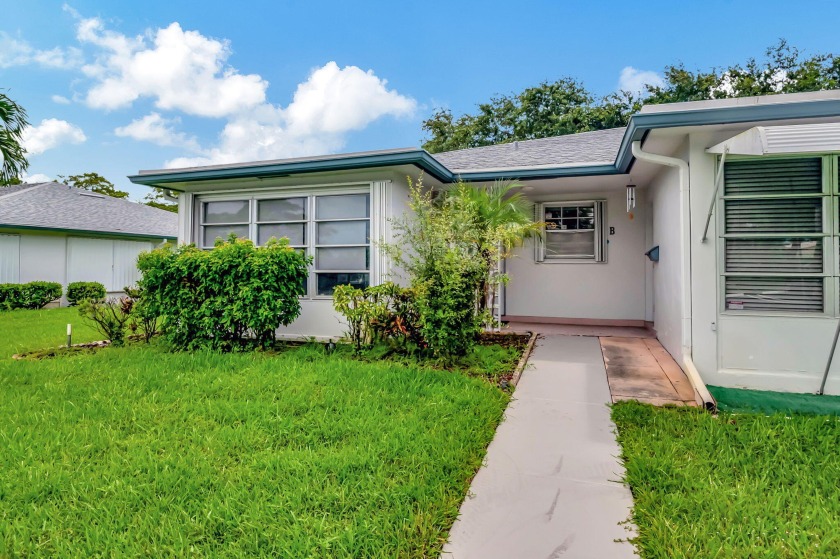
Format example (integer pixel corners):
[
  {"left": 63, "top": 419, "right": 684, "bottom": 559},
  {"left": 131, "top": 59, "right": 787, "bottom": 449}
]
[{"left": 443, "top": 336, "right": 637, "bottom": 559}]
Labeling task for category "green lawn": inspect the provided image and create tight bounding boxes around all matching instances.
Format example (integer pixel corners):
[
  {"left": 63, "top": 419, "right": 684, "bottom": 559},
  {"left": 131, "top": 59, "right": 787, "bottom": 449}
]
[
  {"left": 613, "top": 401, "right": 840, "bottom": 558},
  {"left": 0, "top": 309, "right": 509, "bottom": 557},
  {"left": 0, "top": 307, "right": 101, "bottom": 358}
]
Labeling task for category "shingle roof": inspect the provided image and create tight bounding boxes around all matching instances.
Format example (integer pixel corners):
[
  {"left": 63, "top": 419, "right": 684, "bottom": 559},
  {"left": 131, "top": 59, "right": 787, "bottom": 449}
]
[
  {"left": 431, "top": 127, "right": 627, "bottom": 173},
  {"left": 0, "top": 182, "right": 177, "bottom": 239}
]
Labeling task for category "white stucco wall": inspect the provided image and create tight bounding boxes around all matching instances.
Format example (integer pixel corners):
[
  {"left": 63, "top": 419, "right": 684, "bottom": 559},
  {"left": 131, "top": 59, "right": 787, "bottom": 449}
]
[
  {"left": 504, "top": 187, "right": 648, "bottom": 322},
  {"left": 647, "top": 164, "right": 683, "bottom": 362},
  {"left": 687, "top": 130, "right": 840, "bottom": 395}
]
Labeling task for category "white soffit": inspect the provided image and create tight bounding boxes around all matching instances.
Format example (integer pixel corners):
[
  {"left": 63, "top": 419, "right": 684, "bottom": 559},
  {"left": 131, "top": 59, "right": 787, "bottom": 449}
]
[{"left": 706, "top": 122, "right": 840, "bottom": 155}]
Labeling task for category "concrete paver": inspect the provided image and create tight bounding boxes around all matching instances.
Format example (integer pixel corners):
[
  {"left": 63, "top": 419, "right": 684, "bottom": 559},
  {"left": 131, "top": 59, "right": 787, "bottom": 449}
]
[
  {"left": 442, "top": 336, "right": 637, "bottom": 559},
  {"left": 600, "top": 337, "right": 699, "bottom": 406}
]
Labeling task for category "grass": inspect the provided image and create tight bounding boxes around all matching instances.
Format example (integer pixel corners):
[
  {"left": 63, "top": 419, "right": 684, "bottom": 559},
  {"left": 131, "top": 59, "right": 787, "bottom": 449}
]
[
  {"left": 0, "top": 309, "right": 511, "bottom": 557},
  {"left": 613, "top": 401, "right": 840, "bottom": 558},
  {"left": 709, "top": 384, "right": 840, "bottom": 416},
  {"left": 0, "top": 307, "right": 101, "bottom": 358}
]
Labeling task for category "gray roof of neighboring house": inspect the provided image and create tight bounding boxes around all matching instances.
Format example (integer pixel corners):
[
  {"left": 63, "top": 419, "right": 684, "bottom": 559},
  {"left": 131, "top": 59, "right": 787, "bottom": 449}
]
[
  {"left": 0, "top": 182, "right": 178, "bottom": 239},
  {"left": 431, "top": 127, "right": 627, "bottom": 173}
]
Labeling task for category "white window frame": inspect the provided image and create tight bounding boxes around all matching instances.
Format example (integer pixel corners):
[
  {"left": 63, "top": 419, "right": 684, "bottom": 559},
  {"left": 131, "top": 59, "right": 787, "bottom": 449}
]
[
  {"left": 194, "top": 185, "right": 372, "bottom": 299},
  {"left": 536, "top": 200, "right": 606, "bottom": 263},
  {"left": 312, "top": 194, "right": 371, "bottom": 299},
  {"left": 198, "top": 199, "right": 251, "bottom": 249}
]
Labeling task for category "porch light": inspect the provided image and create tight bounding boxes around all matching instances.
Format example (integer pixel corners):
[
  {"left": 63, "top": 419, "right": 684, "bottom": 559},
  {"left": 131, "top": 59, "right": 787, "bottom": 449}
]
[{"left": 626, "top": 184, "right": 636, "bottom": 213}]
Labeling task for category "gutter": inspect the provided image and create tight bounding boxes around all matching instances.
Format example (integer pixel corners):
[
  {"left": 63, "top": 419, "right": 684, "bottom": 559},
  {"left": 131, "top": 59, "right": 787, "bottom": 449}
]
[
  {"left": 0, "top": 224, "right": 175, "bottom": 242},
  {"left": 630, "top": 140, "right": 716, "bottom": 412}
]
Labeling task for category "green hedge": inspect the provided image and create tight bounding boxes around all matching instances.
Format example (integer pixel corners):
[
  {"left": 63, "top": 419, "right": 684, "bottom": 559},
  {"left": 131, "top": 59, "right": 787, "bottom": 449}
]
[
  {"left": 0, "top": 281, "right": 63, "bottom": 310},
  {"left": 137, "top": 236, "right": 310, "bottom": 350},
  {"left": 66, "top": 281, "right": 107, "bottom": 306}
]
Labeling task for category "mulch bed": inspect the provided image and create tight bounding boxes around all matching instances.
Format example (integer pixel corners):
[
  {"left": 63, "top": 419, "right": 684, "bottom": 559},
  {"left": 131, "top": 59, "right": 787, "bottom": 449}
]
[{"left": 479, "top": 332, "right": 531, "bottom": 350}]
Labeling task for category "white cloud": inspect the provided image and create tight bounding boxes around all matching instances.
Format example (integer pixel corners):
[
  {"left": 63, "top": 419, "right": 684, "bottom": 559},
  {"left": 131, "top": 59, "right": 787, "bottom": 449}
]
[
  {"left": 0, "top": 32, "right": 82, "bottom": 69},
  {"left": 22, "top": 118, "right": 87, "bottom": 156},
  {"left": 76, "top": 18, "right": 267, "bottom": 117},
  {"left": 65, "top": 12, "right": 417, "bottom": 168},
  {"left": 21, "top": 172, "right": 54, "bottom": 183},
  {"left": 284, "top": 62, "right": 417, "bottom": 135},
  {"left": 115, "top": 112, "right": 201, "bottom": 151},
  {"left": 618, "top": 66, "right": 665, "bottom": 96},
  {"left": 165, "top": 62, "right": 417, "bottom": 168},
  {"left": 51, "top": 94, "right": 72, "bottom": 104}
]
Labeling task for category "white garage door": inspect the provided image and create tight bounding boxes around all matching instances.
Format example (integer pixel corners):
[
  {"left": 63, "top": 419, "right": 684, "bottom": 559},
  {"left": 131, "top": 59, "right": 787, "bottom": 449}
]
[
  {"left": 0, "top": 234, "right": 21, "bottom": 283},
  {"left": 113, "top": 240, "right": 153, "bottom": 290},
  {"left": 67, "top": 237, "right": 153, "bottom": 292}
]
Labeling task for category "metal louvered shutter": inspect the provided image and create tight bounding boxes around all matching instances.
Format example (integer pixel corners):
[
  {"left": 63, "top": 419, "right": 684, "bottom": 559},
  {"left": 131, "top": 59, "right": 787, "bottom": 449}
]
[{"left": 722, "top": 157, "right": 826, "bottom": 313}]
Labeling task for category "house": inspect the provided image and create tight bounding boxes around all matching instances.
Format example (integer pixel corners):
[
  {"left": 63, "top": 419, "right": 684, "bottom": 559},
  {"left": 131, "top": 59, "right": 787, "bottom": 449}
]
[
  {"left": 129, "top": 90, "right": 840, "bottom": 396},
  {"left": 0, "top": 182, "right": 177, "bottom": 299}
]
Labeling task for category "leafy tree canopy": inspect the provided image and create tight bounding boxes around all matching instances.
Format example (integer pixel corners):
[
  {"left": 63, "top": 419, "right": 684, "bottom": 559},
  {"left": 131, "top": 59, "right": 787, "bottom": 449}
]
[
  {"left": 143, "top": 188, "right": 178, "bottom": 213},
  {"left": 422, "top": 41, "right": 840, "bottom": 153},
  {"left": 0, "top": 90, "right": 30, "bottom": 185},
  {"left": 59, "top": 172, "right": 130, "bottom": 199}
]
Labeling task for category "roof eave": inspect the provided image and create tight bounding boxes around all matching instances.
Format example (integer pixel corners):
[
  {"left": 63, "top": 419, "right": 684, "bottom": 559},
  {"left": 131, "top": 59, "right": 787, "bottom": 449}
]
[
  {"left": 615, "top": 97, "right": 840, "bottom": 172},
  {"left": 127, "top": 95, "right": 840, "bottom": 188},
  {"left": 0, "top": 223, "right": 176, "bottom": 241},
  {"left": 457, "top": 163, "right": 622, "bottom": 181},
  {"left": 128, "top": 150, "right": 454, "bottom": 187}
]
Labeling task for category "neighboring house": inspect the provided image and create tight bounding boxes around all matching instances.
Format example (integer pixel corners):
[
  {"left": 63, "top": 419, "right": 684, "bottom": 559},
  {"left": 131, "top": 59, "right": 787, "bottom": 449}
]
[
  {"left": 130, "top": 90, "right": 840, "bottom": 396},
  {"left": 0, "top": 182, "right": 177, "bottom": 299}
]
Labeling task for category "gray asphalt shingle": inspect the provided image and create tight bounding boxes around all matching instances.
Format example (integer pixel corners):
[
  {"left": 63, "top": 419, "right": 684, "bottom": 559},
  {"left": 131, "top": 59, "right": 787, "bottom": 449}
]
[
  {"left": 431, "top": 127, "right": 627, "bottom": 173},
  {"left": 0, "top": 182, "right": 177, "bottom": 239}
]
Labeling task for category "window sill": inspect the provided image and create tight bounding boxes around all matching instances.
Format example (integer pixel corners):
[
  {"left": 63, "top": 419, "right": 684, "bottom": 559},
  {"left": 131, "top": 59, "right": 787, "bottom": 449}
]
[{"left": 537, "top": 259, "right": 605, "bottom": 264}]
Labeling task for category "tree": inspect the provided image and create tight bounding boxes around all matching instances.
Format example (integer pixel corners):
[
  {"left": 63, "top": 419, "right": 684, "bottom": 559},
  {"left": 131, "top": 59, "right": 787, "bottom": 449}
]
[
  {"left": 0, "top": 91, "right": 30, "bottom": 185},
  {"left": 422, "top": 41, "right": 840, "bottom": 152},
  {"left": 422, "top": 78, "right": 633, "bottom": 153},
  {"left": 59, "top": 172, "right": 130, "bottom": 199},
  {"left": 143, "top": 187, "right": 178, "bottom": 212}
]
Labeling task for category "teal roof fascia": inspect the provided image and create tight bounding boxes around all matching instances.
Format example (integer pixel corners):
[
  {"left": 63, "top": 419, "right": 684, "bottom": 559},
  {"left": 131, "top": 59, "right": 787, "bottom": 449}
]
[
  {"left": 128, "top": 150, "right": 454, "bottom": 186},
  {"left": 128, "top": 97, "right": 840, "bottom": 187}
]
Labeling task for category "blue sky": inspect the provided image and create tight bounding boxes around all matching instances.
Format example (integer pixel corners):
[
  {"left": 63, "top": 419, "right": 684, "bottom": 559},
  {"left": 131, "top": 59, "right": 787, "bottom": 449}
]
[{"left": 4, "top": 0, "right": 840, "bottom": 199}]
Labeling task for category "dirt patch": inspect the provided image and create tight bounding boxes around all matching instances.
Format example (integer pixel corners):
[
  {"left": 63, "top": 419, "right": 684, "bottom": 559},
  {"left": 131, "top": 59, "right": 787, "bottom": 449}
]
[
  {"left": 479, "top": 332, "right": 531, "bottom": 351},
  {"left": 12, "top": 340, "right": 110, "bottom": 360}
]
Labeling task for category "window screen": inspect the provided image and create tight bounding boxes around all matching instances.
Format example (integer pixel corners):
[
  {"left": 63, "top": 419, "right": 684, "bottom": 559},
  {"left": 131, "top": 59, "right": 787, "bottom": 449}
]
[{"left": 721, "top": 157, "right": 827, "bottom": 313}]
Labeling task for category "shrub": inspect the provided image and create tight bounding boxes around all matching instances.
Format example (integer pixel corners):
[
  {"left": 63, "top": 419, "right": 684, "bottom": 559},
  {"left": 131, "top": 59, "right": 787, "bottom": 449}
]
[
  {"left": 78, "top": 297, "right": 133, "bottom": 346},
  {"left": 137, "top": 236, "right": 310, "bottom": 351},
  {"left": 413, "top": 252, "right": 486, "bottom": 359},
  {"left": 0, "top": 284, "right": 21, "bottom": 310},
  {"left": 0, "top": 281, "right": 62, "bottom": 310},
  {"left": 124, "top": 285, "right": 158, "bottom": 343},
  {"left": 333, "top": 282, "right": 422, "bottom": 351},
  {"left": 382, "top": 177, "right": 491, "bottom": 358},
  {"left": 66, "top": 281, "right": 106, "bottom": 305}
]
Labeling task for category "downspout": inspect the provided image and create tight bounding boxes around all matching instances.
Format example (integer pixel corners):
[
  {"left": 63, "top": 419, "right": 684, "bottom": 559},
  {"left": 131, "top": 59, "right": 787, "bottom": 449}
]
[{"left": 631, "top": 141, "right": 717, "bottom": 411}]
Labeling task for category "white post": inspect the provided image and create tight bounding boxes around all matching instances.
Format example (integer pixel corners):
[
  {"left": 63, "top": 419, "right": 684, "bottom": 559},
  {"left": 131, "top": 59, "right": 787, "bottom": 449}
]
[{"left": 66, "top": 323, "right": 72, "bottom": 347}]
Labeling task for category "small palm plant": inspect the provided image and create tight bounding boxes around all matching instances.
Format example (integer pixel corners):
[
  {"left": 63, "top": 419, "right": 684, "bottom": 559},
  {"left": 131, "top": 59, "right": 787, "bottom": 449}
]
[{"left": 447, "top": 179, "right": 542, "bottom": 319}]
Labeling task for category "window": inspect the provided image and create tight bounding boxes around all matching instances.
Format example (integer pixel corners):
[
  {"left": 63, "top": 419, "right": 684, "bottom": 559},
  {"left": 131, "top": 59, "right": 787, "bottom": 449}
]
[
  {"left": 198, "top": 192, "right": 371, "bottom": 297},
  {"left": 314, "top": 194, "right": 370, "bottom": 296},
  {"left": 200, "top": 200, "right": 250, "bottom": 247},
  {"left": 721, "top": 157, "right": 829, "bottom": 313},
  {"left": 537, "top": 201, "right": 606, "bottom": 262}
]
